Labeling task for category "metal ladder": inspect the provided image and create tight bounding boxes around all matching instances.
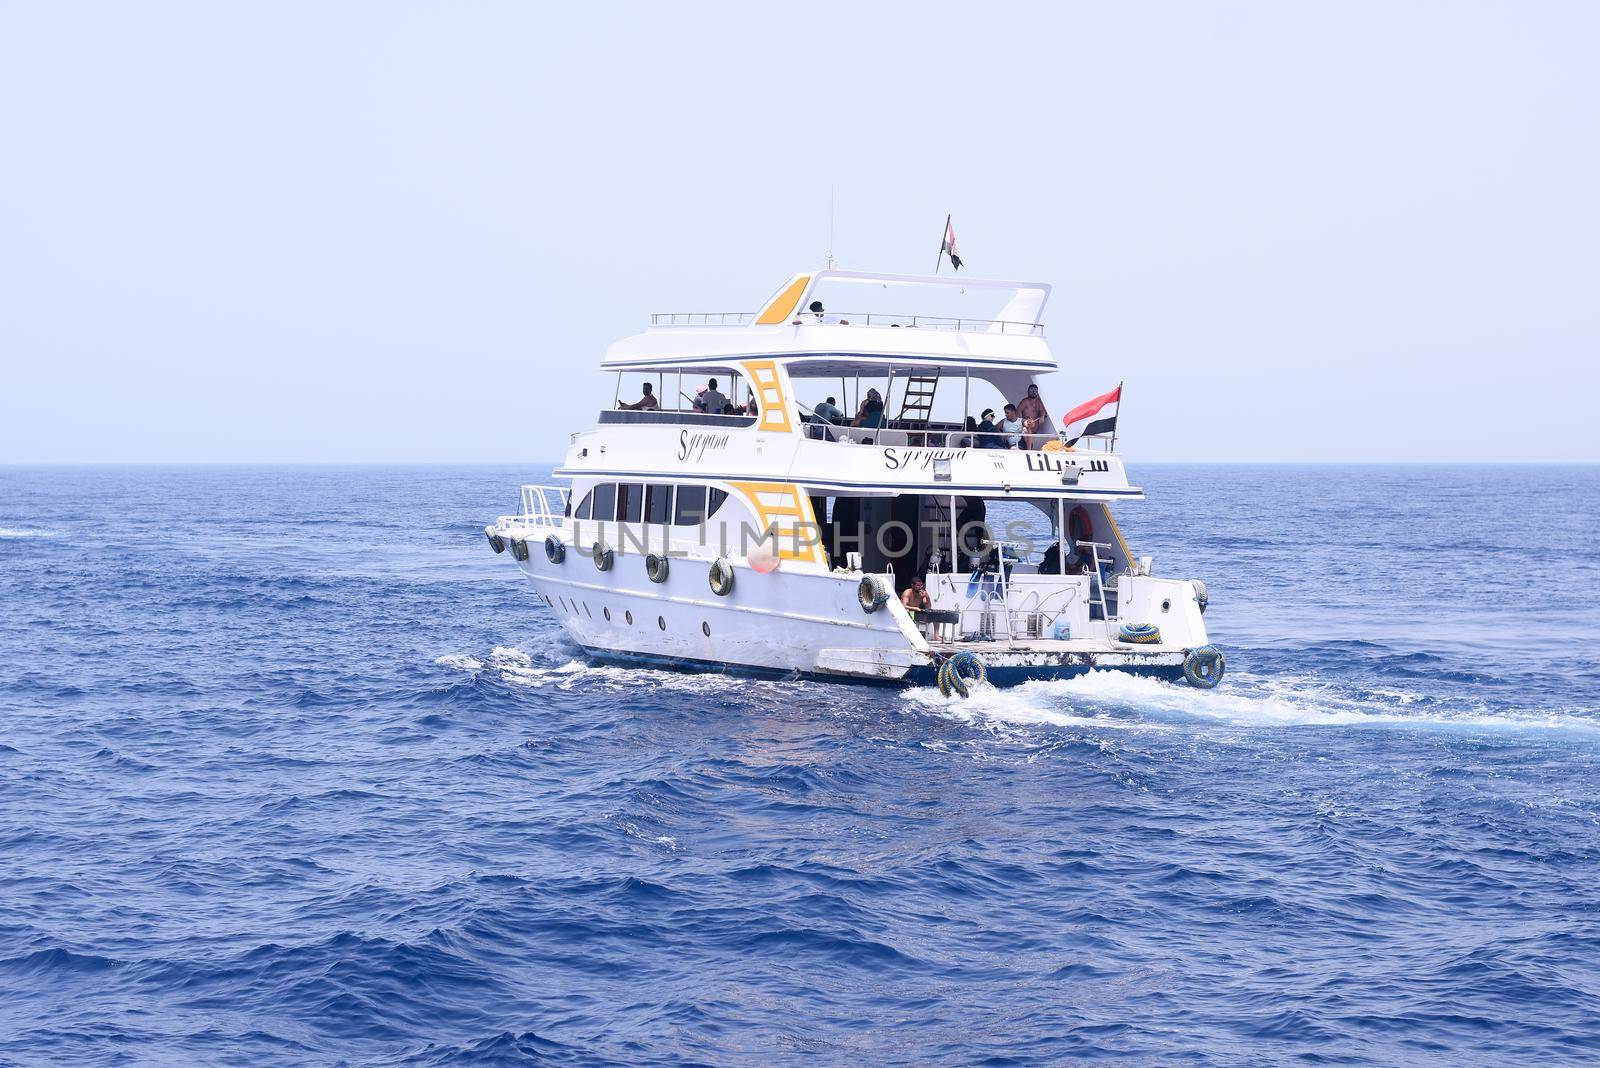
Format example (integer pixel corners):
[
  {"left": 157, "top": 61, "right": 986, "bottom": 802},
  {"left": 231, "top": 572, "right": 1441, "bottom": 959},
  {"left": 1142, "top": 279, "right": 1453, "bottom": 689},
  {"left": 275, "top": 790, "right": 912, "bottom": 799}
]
[
  {"left": 894, "top": 372, "right": 940, "bottom": 437},
  {"left": 1077, "top": 539, "right": 1115, "bottom": 621}
]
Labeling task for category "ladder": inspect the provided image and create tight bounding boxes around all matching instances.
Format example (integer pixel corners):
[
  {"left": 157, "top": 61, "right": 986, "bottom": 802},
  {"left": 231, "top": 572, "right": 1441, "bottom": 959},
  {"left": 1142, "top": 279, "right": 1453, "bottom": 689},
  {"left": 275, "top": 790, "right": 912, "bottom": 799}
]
[
  {"left": 1077, "top": 539, "right": 1115, "bottom": 621},
  {"left": 921, "top": 495, "right": 952, "bottom": 571},
  {"left": 894, "top": 372, "right": 940, "bottom": 438}
]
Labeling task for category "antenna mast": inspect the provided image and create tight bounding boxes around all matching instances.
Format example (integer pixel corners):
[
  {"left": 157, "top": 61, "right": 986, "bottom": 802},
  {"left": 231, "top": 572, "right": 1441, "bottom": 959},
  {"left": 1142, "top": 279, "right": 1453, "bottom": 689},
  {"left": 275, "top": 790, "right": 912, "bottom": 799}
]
[{"left": 825, "top": 186, "right": 836, "bottom": 269}]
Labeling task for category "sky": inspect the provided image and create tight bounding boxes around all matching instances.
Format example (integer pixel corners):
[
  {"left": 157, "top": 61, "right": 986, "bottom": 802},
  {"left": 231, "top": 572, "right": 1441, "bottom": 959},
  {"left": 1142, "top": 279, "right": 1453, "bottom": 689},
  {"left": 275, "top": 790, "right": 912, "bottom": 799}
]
[{"left": 1, "top": 2, "right": 1596, "bottom": 464}]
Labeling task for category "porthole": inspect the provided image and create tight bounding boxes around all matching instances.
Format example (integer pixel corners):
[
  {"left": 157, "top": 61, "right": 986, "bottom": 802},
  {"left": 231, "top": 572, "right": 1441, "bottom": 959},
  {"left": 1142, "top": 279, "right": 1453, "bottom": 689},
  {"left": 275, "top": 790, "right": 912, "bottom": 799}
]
[
  {"left": 625, "top": 610, "right": 634, "bottom": 625},
  {"left": 658, "top": 616, "right": 666, "bottom": 631},
  {"left": 1161, "top": 598, "right": 1171, "bottom": 613},
  {"left": 702, "top": 621, "right": 710, "bottom": 637},
  {"left": 603, "top": 607, "right": 611, "bottom": 621}
]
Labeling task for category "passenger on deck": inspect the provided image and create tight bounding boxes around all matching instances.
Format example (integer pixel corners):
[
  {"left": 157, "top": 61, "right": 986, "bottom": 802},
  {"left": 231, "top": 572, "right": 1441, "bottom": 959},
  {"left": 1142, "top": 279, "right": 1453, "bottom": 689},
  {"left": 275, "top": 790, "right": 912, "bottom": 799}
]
[
  {"left": 698, "top": 378, "right": 727, "bottom": 415},
  {"left": 813, "top": 396, "right": 845, "bottom": 424},
  {"left": 853, "top": 388, "right": 885, "bottom": 429},
  {"left": 744, "top": 396, "right": 760, "bottom": 416},
  {"left": 956, "top": 416, "right": 977, "bottom": 448},
  {"left": 901, "top": 576, "right": 931, "bottom": 616},
  {"left": 1000, "top": 404, "right": 1025, "bottom": 449},
  {"left": 619, "top": 383, "right": 659, "bottom": 411},
  {"left": 975, "top": 409, "right": 1001, "bottom": 448},
  {"left": 806, "top": 300, "right": 847, "bottom": 325},
  {"left": 1016, "top": 383, "right": 1047, "bottom": 440}
]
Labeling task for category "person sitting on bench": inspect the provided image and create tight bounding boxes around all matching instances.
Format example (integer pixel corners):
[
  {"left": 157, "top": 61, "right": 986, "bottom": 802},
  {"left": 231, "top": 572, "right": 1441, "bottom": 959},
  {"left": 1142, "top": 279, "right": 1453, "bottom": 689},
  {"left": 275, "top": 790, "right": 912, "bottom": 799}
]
[{"left": 619, "top": 383, "right": 659, "bottom": 410}]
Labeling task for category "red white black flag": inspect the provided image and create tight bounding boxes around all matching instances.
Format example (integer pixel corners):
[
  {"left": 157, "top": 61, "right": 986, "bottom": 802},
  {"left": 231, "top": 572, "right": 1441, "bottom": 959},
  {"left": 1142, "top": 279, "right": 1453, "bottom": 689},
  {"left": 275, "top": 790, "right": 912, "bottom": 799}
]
[
  {"left": 940, "top": 215, "right": 963, "bottom": 271},
  {"left": 1060, "top": 384, "right": 1121, "bottom": 445}
]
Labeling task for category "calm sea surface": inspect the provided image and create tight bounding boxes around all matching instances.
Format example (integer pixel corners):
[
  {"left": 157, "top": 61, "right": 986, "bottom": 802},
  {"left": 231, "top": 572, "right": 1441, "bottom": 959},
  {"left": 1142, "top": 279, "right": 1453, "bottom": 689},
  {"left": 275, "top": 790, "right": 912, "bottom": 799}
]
[{"left": 1, "top": 463, "right": 1598, "bottom": 1065}]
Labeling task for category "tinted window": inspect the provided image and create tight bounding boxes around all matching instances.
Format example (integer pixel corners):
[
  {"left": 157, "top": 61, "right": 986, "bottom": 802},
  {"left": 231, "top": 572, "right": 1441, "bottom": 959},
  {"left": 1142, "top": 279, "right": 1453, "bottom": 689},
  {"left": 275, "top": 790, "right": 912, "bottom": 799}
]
[
  {"left": 645, "top": 484, "right": 672, "bottom": 524},
  {"left": 673, "top": 485, "right": 707, "bottom": 526},
  {"left": 707, "top": 488, "right": 728, "bottom": 518},
  {"left": 573, "top": 490, "right": 592, "bottom": 520},
  {"left": 618, "top": 483, "right": 643, "bottom": 523},
  {"left": 590, "top": 483, "right": 616, "bottom": 522}
]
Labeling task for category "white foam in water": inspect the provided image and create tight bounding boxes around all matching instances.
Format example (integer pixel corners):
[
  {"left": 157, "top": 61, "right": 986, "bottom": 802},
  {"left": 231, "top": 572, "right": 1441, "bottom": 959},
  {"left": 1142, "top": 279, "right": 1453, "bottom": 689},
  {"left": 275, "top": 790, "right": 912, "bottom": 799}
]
[
  {"left": 904, "top": 669, "right": 1600, "bottom": 734},
  {"left": 0, "top": 526, "right": 55, "bottom": 539},
  {"left": 435, "top": 648, "right": 1597, "bottom": 733},
  {"left": 438, "top": 645, "right": 729, "bottom": 695}
]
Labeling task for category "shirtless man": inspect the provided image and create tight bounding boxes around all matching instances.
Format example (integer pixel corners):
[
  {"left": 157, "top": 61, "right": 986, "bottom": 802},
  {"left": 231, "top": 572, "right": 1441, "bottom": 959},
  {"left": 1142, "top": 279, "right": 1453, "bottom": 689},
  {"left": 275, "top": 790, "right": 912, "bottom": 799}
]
[
  {"left": 901, "top": 575, "right": 931, "bottom": 615},
  {"left": 1016, "top": 383, "right": 1047, "bottom": 440}
]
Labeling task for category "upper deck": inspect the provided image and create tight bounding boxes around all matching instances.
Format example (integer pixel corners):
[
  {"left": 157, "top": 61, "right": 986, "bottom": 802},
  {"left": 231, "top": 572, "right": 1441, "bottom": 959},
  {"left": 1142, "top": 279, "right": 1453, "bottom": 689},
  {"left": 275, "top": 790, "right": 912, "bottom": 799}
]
[{"left": 601, "top": 269, "right": 1057, "bottom": 373}]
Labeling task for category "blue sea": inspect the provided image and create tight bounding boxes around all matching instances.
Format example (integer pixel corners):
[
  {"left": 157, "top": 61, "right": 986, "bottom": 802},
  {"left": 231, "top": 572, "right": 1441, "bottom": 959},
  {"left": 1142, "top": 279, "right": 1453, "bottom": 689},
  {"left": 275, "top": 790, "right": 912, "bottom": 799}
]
[{"left": 2, "top": 463, "right": 1598, "bottom": 1065}]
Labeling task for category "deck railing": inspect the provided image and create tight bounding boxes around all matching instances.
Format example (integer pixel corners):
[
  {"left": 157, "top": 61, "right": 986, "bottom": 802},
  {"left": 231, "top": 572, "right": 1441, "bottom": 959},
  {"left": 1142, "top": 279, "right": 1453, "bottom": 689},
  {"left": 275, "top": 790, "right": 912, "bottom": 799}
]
[
  {"left": 648, "top": 310, "right": 1044, "bottom": 336},
  {"left": 799, "top": 422, "right": 1114, "bottom": 453},
  {"left": 648, "top": 312, "right": 757, "bottom": 327},
  {"left": 502, "top": 484, "right": 569, "bottom": 529}
]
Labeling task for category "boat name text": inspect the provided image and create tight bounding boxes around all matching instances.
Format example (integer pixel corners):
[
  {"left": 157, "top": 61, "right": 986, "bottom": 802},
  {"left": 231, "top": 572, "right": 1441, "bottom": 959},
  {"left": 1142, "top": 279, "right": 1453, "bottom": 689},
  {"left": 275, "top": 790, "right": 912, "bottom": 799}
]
[
  {"left": 678, "top": 430, "right": 731, "bottom": 463},
  {"left": 882, "top": 447, "right": 969, "bottom": 471}
]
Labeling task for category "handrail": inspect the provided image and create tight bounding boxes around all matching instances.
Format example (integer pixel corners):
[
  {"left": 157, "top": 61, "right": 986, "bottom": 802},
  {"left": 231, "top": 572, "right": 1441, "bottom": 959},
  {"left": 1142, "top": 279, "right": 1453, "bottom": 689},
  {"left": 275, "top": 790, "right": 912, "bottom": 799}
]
[
  {"left": 498, "top": 484, "right": 569, "bottom": 530},
  {"left": 793, "top": 312, "right": 1044, "bottom": 336},
  {"left": 648, "top": 310, "right": 1044, "bottom": 335},
  {"left": 799, "top": 422, "right": 1115, "bottom": 453},
  {"left": 649, "top": 312, "right": 757, "bottom": 326}
]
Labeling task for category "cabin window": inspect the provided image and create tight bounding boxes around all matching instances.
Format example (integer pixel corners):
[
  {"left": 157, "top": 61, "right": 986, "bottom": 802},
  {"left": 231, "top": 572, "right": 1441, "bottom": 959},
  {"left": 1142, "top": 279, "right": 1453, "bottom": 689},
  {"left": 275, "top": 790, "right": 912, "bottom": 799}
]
[
  {"left": 674, "top": 485, "right": 707, "bottom": 525},
  {"left": 617, "top": 483, "right": 644, "bottom": 523},
  {"left": 669, "top": 485, "right": 731, "bottom": 526},
  {"left": 573, "top": 490, "right": 593, "bottom": 520},
  {"left": 645, "top": 484, "right": 673, "bottom": 524},
  {"left": 590, "top": 483, "right": 616, "bottom": 522}
]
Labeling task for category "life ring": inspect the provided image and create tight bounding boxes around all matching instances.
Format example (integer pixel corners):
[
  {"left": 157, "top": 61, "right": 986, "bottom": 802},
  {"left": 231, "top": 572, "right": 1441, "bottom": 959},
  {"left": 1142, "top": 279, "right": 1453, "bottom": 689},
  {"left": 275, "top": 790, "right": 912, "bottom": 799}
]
[
  {"left": 1192, "top": 579, "right": 1209, "bottom": 614},
  {"left": 591, "top": 542, "right": 614, "bottom": 572},
  {"left": 645, "top": 552, "right": 670, "bottom": 583},
  {"left": 544, "top": 535, "right": 565, "bottom": 564},
  {"left": 509, "top": 538, "right": 529, "bottom": 562},
  {"left": 857, "top": 575, "right": 889, "bottom": 613},
  {"left": 937, "top": 651, "right": 988, "bottom": 698},
  {"left": 1184, "top": 645, "right": 1226, "bottom": 688},
  {"left": 1117, "top": 622, "right": 1161, "bottom": 644},
  {"left": 486, "top": 531, "right": 506, "bottom": 554},
  {"left": 708, "top": 557, "right": 735, "bottom": 596},
  {"left": 1067, "top": 505, "right": 1094, "bottom": 549}
]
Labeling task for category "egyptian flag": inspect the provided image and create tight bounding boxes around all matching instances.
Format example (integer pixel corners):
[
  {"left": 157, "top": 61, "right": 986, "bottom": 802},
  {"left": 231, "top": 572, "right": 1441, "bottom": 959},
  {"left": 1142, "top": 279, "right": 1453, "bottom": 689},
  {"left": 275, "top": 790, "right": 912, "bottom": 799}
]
[
  {"left": 942, "top": 216, "right": 963, "bottom": 270},
  {"left": 1060, "top": 384, "right": 1121, "bottom": 445}
]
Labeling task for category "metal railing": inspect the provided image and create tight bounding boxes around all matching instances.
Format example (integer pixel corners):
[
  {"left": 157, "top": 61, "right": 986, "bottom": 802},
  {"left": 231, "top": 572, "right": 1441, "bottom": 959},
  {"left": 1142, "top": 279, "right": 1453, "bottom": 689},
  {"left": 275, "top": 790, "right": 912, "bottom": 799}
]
[
  {"left": 502, "top": 484, "right": 569, "bottom": 529},
  {"left": 649, "top": 312, "right": 757, "bottom": 327},
  {"left": 800, "top": 422, "right": 1113, "bottom": 453},
  {"left": 796, "top": 312, "right": 1044, "bottom": 336},
  {"left": 647, "top": 310, "right": 1044, "bottom": 335}
]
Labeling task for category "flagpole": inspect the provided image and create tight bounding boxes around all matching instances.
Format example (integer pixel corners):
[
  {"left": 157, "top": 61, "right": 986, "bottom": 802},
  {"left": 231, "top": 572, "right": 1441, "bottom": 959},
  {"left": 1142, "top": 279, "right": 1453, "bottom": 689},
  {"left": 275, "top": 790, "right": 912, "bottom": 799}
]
[
  {"left": 1110, "top": 379, "right": 1124, "bottom": 454},
  {"left": 934, "top": 213, "right": 949, "bottom": 275}
]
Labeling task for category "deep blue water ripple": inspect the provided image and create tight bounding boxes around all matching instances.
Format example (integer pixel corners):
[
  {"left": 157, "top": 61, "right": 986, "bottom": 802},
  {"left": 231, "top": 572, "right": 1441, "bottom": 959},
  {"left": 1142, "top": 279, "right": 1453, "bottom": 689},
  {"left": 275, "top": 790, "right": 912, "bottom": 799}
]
[{"left": 1, "top": 464, "right": 1598, "bottom": 1063}]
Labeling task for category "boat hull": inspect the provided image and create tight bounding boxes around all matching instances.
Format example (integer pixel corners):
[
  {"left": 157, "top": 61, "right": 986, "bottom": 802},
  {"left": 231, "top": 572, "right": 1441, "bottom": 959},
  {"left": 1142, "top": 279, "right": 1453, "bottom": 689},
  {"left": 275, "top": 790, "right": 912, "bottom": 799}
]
[{"left": 512, "top": 548, "right": 1199, "bottom": 688}]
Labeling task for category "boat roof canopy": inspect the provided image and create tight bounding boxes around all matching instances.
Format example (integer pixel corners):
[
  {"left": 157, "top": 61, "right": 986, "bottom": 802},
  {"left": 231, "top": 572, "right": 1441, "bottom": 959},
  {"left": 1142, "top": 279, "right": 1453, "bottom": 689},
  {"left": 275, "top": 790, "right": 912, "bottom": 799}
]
[
  {"left": 779, "top": 269, "right": 1052, "bottom": 327},
  {"left": 602, "top": 268, "right": 1058, "bottom": 372}
]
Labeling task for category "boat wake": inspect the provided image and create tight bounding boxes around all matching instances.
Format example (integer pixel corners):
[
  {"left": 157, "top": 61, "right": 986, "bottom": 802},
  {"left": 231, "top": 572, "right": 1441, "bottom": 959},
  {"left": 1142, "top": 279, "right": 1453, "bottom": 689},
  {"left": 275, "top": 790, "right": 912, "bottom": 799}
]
[
  {"left": 436, "top": 645, "right": 1598, "bottom": 736},
  {"left": 905, "top": 668, "right": 1600, "bottom": 735},
  {"left": 434, "top": 645, "right": 742, "bottom": 695}
]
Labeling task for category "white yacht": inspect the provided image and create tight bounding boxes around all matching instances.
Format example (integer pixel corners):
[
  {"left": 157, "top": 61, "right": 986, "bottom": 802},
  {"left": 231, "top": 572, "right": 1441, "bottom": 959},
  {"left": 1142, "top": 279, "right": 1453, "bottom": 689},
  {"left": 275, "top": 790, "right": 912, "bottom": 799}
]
[{"left": 485, "top": 269, "right": 1224, "bottom": 693}]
